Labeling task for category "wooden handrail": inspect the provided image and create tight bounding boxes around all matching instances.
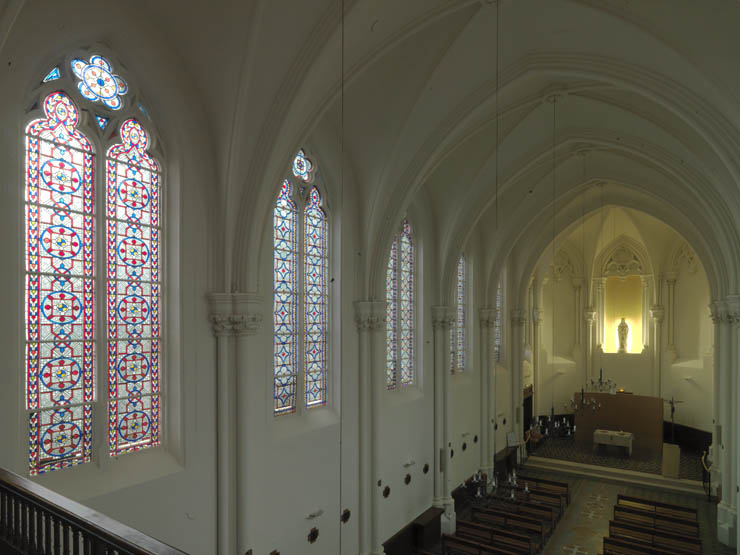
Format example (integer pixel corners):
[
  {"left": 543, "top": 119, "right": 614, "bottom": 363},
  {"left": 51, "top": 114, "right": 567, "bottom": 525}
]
[{"left": 0, "top": 467, "right": 187, "bottom": 554}]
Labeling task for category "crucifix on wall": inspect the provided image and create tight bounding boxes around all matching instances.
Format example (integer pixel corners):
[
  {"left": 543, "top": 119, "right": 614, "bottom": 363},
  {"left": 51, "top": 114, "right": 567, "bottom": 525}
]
[{"left": 664, "top": 396, "right": 684, "bottom": 444}]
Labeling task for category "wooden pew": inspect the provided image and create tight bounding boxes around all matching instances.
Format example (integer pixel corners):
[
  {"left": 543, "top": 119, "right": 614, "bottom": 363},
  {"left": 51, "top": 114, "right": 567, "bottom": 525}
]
[
  {"left": 608, "top": 519, "right": 702, "bottom": 554},
  {"left": 616, "top": 494, "right": 698, "bottom": 523},
  {"left": 441, "top": 533, "right": 520, "bottom": 554},
  {"left": 486, "top": 498, "right": 558, "bottom": 529},
  {"left": 517, "top": 475, "right": 570, "bottom": 505},
  {"left": 603, "top": 536, "right": 677, "bottom": 555},
  {"left": 472, "top": 506, "right": 548, "bottom": 545},
  {"left": 456, "top": 519, "right": 534, "bottom": 554},
  {"left": 614, "top": 504, "right": 700, "bottom": 538},
  {"left": 497, "top": 483, "right": 565, "bottom": 511}
]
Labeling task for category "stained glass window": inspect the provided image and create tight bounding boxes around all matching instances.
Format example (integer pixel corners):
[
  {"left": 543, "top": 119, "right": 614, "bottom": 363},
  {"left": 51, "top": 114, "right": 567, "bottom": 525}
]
[
  {"left": 95, "top": 115, "right": 109, "bottom": 130},
  {"left": 106, "top": 119, "right": 161, "bottom": 455},
  {"left": 386, "top": 220, "right": 415, "bottom": 389},
  {"left": 273, "top": 152, "right": 328, "bottom": 415},
  {"left": 42, "top": 67, "right": 60, "bottom": 83},
  {"left": 494, "top": 280, "right": 503, "bottom": 362},
  {"left": 25, "top": 92, "right": 95, "bottom": 475},
  {"left": 303, "top": 187, "right": 328, "bottom": 408},
  {"left": 451, "top": 254, "right": 466, "bottom": 372},
  {"left": 71, "top": 55, "right": 128, "bottom": 111},
  {"left": 274, "top": 181, "right": 298, "bottom": 414}
]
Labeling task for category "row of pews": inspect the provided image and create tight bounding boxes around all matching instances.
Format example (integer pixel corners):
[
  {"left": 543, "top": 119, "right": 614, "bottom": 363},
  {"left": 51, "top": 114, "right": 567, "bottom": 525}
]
[
  {"left": 433, "top": 473, "right": 570, "bottom": 554},
  {"left": 603, "top": 494, "right": 702, "bottom": 554}
]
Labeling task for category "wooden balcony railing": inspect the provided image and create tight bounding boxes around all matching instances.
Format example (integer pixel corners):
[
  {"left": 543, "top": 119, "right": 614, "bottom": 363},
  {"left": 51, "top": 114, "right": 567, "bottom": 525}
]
[{"left": 0, "top": 467, "right": 188, "bottom": 554}]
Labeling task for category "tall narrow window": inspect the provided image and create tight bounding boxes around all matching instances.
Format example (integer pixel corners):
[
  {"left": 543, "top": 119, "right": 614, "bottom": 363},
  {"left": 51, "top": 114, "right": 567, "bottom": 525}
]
[
  {"left": 386, "top": 220, "right": 415, "bottom": 389},
  {"left": 451, "top": 254, "right": 466, "bottom": 372},
  {"left": 106, "top": 119, "right": 161, "bottom": 455},
  {"left": 273, "top": 151, "right": 328, "bottom": 415},
  {"left": 26, "top": 92, "right": 95, "bottom": 474},
  {"left": 493, "top": 280, "right": 503, "bottom": 362},
  {"left": 303, "top": 187, "right": 328, "bottom": 408},
  {"left": 274, "top": 180, "right": 298, "bottom": 415}
]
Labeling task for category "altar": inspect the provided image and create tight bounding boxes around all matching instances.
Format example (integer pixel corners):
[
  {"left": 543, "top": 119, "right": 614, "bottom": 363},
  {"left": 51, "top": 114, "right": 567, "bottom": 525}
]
[
  {"left": 593, "top": 429, "right": 633, "bottom": 456},
  {"left": 574, "top": 392, "right": 662, "bottom": 457}
]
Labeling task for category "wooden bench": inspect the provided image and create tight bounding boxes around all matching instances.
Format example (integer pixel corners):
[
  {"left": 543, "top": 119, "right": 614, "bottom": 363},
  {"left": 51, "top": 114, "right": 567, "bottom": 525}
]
[
  {"left": 609, "top": 519, "right": 702, "bottom": 554},
  {"left": 603, "top": 536, "right": 677, "bottom": 555},
  {"left": 472, "top": 506, "right": 548, "bottom": 544},
  {"left": 497, "top": 484, "right": 565, "bottom": 511},
  {"left": 614, "top": 504, "right": 699, "bottom": 537},
  {"left": 456, "top": 519, "right": 534, "bottom": 554},
  {"left": 617, "top": 494, "right": 698, "bottom": 522},
  {"left": 441, "top": 533, "right": 520, "bottom": 554},
  {"left": 487, "top": 498, "right": 558, "bottom": 529},
  {"left": 517, "top": 475, "right": 570, "bottom": 505}
]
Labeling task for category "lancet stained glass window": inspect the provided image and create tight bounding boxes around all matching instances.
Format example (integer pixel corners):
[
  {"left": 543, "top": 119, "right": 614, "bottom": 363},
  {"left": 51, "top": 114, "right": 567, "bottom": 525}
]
[
  {"left": 106, "top": 119, "right": 161, "bottom": 455},
  {"left": 451, "top": 254, "right": 466, "bottom": 372},
  {"left": 494, "top": 280, "right": 503, "bottom": 362},
  {"left": 386, "top": 220, "right": 415, "bottom": 389},
  {"left": 25, "top": 92, "right": 95, "bottom": 475},
  {"left": 274, "top": 181, "right": 298, "bottom": 414},
  {"left": 273, "top": 151, "right": 328, "bottom": 415},
  {"left": 303, "top": 187, "right": 328, "bottom": 408}
]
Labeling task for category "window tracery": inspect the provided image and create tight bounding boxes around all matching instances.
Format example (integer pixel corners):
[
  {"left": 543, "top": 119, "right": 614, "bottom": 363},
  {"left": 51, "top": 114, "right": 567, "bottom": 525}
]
[{"left": 386, "top": 220, "right": 415, "bottom": 389}]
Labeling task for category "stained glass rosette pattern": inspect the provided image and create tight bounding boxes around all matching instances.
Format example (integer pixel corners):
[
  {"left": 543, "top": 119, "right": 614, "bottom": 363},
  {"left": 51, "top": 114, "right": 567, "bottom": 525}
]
[
  {"left": 71, "top": 55, "right": 128, "bottom": 111},
  {"left": 106, "top": 119, "right": 161, "bottom": 455},
  {"left": 274, "top": 181, "right": 298, "bottom": 414},
  {"left": 386, "top": 238, "right": 398, "bottom": 389},
  {"left": 398, "top": 221, "right": 414, "bottom": 386},
  {"left": 25, "top": 92, "right": 94, "bottom": 474},
  {"left": 292, "top": 150, "right": 314, "bottom": 183},
  {"left": 456, "top": 254, "right": 466, "bottom": 370},
  {"left": 303, "top": 188, "right": 328, "bottom": 408}
]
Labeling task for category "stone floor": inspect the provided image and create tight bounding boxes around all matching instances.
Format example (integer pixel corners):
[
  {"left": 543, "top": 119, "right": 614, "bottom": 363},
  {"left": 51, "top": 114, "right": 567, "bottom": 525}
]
[
  {"left": 529, "top": 435, "right": 704, "bottom": 481},
  {"left": 516, "top": 468, "right": 735, "bottom": 555}
]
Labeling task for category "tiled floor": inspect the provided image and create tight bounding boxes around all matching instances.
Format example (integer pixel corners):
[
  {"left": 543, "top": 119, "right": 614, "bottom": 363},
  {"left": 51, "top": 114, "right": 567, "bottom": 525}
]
[
  {"left": 529, "top": 435, "right": 704, "bottom": 481},
  {"left": 517, "top": 469, "right": 735, "bottom": 555}
]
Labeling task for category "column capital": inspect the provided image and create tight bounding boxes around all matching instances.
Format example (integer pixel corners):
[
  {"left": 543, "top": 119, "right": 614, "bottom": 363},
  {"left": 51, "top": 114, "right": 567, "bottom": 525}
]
[
  {"left": 208, "top": 291, "right": 263, "bottom": 337},
  {"left": 650, "top": 304, "right": 665, "bottom": 322},
  {"left": 479, "top": 308, "right": 496, "bottom": 327},
  {"left": 665, "top": 272, "right": 678, "bottom": 285},
  {"left": 354, "top": 300, "right": 387, "bottom": 331},
  {"left": 432, "top": 305, "right": 455, "bottom": 330},
  {"left": 533, "top": 308, "right": 545, "bottom": 325},
  {"left": 710, "top": 300, "right": 726, "bottom": 324},
  {"left": 583, "top": 307, "right": 596, "bottom": 323},
  {"left": 571, "top": 278, "right": 584, "bottom": 289},
  {"left": 510, "top": 308, "right": 526, "bottom": 327},
  {"left": 726, "top": 295, "right": 740, "bottom": 325}
]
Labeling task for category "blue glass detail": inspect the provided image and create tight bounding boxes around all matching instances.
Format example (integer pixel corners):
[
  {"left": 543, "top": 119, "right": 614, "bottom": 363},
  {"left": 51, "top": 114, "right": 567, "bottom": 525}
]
[
  {"left": 42, "top": 67, "right": 60, "bottom": 83},
  {"left": 95, "top": 115, "right": 109, "bottom": 130}
]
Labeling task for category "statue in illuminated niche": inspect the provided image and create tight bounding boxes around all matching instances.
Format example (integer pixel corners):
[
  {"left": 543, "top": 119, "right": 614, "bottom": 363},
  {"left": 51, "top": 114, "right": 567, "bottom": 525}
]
[{"left": 618, "top": 318, "right": 629, "bottom": 353}]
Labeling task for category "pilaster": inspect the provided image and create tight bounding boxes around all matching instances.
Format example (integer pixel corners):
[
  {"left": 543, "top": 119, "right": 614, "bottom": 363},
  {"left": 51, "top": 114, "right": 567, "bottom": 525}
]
[
  {"left": 650, "top": 305, "right": 664, "bottom": 398},
  {"left": 665, "top": 274, "right": 678, "bottom": 363},
  {"left": 479, "top": 308, "right": 495, "bottom": 473},
  {"left": 510, "top": 308, "right": 526, "bottom": 459}
]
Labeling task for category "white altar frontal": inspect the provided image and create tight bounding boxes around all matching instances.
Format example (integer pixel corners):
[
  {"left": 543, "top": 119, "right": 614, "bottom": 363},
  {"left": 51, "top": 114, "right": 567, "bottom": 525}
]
[{"left": 593, "top": 429, "right": 634, "bottom": 456}]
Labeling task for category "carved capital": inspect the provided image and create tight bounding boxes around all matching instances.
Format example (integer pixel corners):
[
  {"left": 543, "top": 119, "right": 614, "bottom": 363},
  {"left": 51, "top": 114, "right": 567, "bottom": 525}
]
[
  {"left": 231, "top": 312, "right": 263, "bottom": 336},
  {"left": 665, "top": 272, "right": 678, "bottom": 286},
  {"left": 510, "top": 308, "right": 526, "bottom": 327},
  {"left": 209, "top": 313, "right": 233, "bottom": 337},
  {"left": 479, "top": 308, "right": 496, "bottom": 328},
  {"left": 583, "top": 308, "right": 596, "bottom": 323},
  {"left": 709, "top": 300, "right": 724, "bottom": 324},
  {"left": 432, "top": 306, "right": 455, "bottom": 330},
  {"left": 354, "top": 301, "right": 387, "bottom": 331},
  {"left": 726, "top": 295, "right": 740, "bottom": 326},
  {"left": 650, "top": 305, "right": 665, "bottom": 323},
  {"left": 208, "top": 291, "right": 264, "bottom": 337},
  {"left": 533, "top": 308, "right": 544, "bottom": 325}
]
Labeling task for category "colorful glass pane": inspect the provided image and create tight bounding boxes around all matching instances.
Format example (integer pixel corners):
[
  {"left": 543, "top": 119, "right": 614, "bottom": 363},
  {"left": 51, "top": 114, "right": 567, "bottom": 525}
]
[
  {"left": 386, "top": 238, "right": 398, "bottom": 389},
  {"left": 456, "top": 254, "right": 466, "bottom": 370},
  {"left": 274, "top": 180, "right": 298, "bottom": 414},
  {"left": 494, "top": 281, "right": 503, "bottom": 362},
  {"left": 106, "top": 119, "right": 161, "bottom": 455},
  {"left": 303, "top": 187, "right": 328, "bottom": 408},
  {"left": 71, "top": 55, "right": 128, "bottom": 110},
  {"left": 399, "top": 221, "right": 414, "bottom": 386},
  {"left": 25, "top": 92, "right": 94, "bottom": 474},
  {"left": 95, "top": 115, "right": 109, "bottom": 130},
  {"left": 292, "top": 150, "right": 314, "bottom": 183},
  {"left": 42, "top": 67, "right": 60, "bottom": 83}
]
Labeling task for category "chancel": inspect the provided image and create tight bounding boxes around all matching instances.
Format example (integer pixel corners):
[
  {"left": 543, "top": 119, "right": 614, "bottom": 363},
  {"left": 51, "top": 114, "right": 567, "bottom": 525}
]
[{"left": 1, "top": 1, "right": 739, "bottom": 555}]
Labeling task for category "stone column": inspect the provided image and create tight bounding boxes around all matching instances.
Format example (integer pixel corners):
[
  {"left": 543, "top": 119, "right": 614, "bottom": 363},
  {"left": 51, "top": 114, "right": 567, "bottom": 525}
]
[
  {"left": 596, "top": 278, "right": 606, "bottom": 347},
  {"left": 354, "top": 301, "right": 384, "bottom": 555},
  {"left": 572, "top": 279, "right": 583, "bottom": 347},
  {"left": 432, "top": 306, "right": 456, "bottom": 533},
  {"left": 641, "top": 276, "right": 650, "bottom": 347},
  {"left": 650, "top": 306, "right": 664, "bottom": 398},
  {"left": 709, "top": 301, "right": 722, "bottom": 494},
  {"left": 727, "top": 297, "right": 740, "bottom": 518},
  {"left": 232, "top": 293, "right": 262, "bottom": 555},
  {"left": 717, "top": 299, "right": 736, "bottom": 546},
  {"left": 479, "top": 308, "right": 495, "bottom": 474},
  {"left": 208, "top": 292, "right": 237, "bottom": 555},
  {"left": 665, "top": 274, "right": 678, "bottom": 362},
  {"left": 583, "top": 308, "right": 596, "bottom": 383},
  {"left": 510, "top": 309, "right": 526, "bottom": 459},
  {"left": 532, "top": 308, "right": 544, "bottom": 420}
]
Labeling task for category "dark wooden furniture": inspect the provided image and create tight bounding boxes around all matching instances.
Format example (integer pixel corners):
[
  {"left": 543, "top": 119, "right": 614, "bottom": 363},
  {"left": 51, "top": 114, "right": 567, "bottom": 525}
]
[
  {"left": 614, "top": 504, "right": 699, "bottom": 537},
  {"left": 608, "top": 519, "right": 702, "bottom": 554},
  {"left": 516, "top": 475, "right": 570, "bottom": 505},
  {"left": 472, "top": 506, "right": 547, "bottom": 545},
  {"left": 0, "top": 467, "right": 186, "bottom": 554},
  {"left": 413, "top": 506, "right": 444, "bottom": 549},
  {"left": 603, "top": 535, "right": 677, "bottom": 555},
  {"left": 456, "top": 519, "right": 534, "bottom": 554},
  {"left": 441, "top": 533, "right": 520, "bottom": 554},
  {"left": 616, "top": 494, "right": 698, "bottom": 522}
]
